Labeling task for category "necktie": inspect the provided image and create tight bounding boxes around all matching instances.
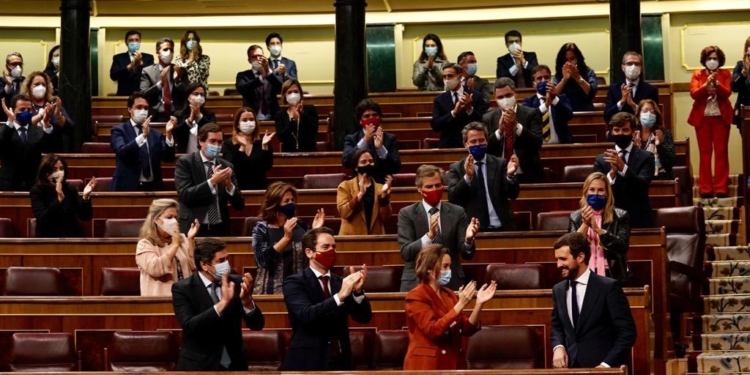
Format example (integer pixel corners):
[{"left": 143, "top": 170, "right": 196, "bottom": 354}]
[
  {"left": 570, "top": 280, "right": 579, "bottom": 326},
  {"left": 428, "top": 207, "right": 443, "bottom": 245},
  {"left": 162, "top": 67, "right": 172, "bottom": 116},
  {"left": 516, "top": 58, "right": 527, "bottom": 88},
  {"left": 502, "top": 113, "right": 515, "bottom": 160},
  {"left": 13, "top": 80, "right": 19, "bottom": 95},
  {"left": 208, "top": 283, "right": 232, "bottom": 368},
  {"left": 620, "top": 149, "right": 628, "bottom": 165},
  {"left": 540, "top": 98, "right": 551, "bottom": 142},
  {"left": 319, "top": 275, "right": 331, "bottom": 299},
  {"left": 259, "top": 81, "right": 268, "bottom": 115},
  {"left": 135, "top": 125, "right": 152, "bottom": 179},
  {"left": 474, "top": 161, "right": 491, "bottom": 228},
  {"left": 204, "top": 161, "right": 221, "bottom": 224},
  {"left": 17, "top": 126, "right": 27, "bottom": 146},
  {"left": 453, "top": 91, "right": 459, "bottom": 105}
]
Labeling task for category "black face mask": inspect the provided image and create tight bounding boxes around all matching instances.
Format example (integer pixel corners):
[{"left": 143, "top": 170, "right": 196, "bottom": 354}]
[
  {"left": 357, "top": 164, "right": 377, "bottom": 176},
  {"left": 613, "top": 134, "right": 632, "bottom": 150}
]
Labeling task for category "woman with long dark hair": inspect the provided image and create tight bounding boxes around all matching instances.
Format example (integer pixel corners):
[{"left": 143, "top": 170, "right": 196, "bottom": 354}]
[
  {"left": 412, "top": 34, "right": 451, "bottom": 91},
  {"left": 553, "top": 42, "right": 598, "bottom": 111}
]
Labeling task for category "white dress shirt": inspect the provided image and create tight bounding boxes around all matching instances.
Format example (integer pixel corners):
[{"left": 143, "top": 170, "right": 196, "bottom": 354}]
[
  {"left": 508, "top": 57, "right": 529, "bottom": 77},
  {"left": 537, "top": 93, "right": 561, "bottom": 144},
  {"left": 420, "top": 200, "right": 443, "bottom": 248},
  {"left": 607, "top": 143, "right": 632, "bottom": 185},
  {"left": 309, "top": 267, "right": 365, "bottom": 306},
  {"left": 462, "top": 155, "right": 501, "bottom": 228},
  {"left": 199, "top": 152, "right": 236, "bottom": 225},
  {"left": 197, "top": 271, "right": 255, "bottom": 316},
  {"left": 616, "top": 78, "right": 640, "bottom": 111}
]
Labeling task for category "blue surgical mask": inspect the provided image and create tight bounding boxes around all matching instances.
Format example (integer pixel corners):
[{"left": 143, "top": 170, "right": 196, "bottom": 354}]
[
  {"left": 586, "top": 194, "right": 607, "bottom": 211},
  {"left": 213, "top": 260, "right": 230, "bottom": 279},
  {"left": 186, "top": 40, "right": 196, "bottom": 51},
  {"left": 468, "top": 144, "right": 487, "bottom": 161},
  {"left": 16, "top": 110, "right": 33, "bottom": 126},
  {"left": 466, "top": 63, "right": 478, "bottom": 76},
  {"left": 205, "top": 144, "right": 221, "bottom": 159},
  {"left": 127, "top": 42, "right": 140, "bottom": 53},
  {"left": 640, "top": 113, "right": 656, "bottom": 128},
  {"left": 536, "top": 81, "right": 548, "bottom": 95},
  {"left": 279, "top": 203, "right": 296, "bottom": 219},
  {"left": 437, "top": 269, "right": 451, "bottom": 285},
  {"left": 425, "top": 46, "right": 438, "bottom": 56}
]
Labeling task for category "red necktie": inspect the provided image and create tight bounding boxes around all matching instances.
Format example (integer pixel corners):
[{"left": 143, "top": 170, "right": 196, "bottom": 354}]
[
  {"left": 503, "top": 115, "right": 515, "bottom": 160},
  {"left": 319, "top": 275, "right": 331, "bottom": 299}
]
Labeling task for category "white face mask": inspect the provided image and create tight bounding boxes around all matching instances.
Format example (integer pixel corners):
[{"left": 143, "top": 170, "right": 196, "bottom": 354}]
[
  {"left": 706, "top": 59, "right": 719, "bottom": 71},
  {"left": 49, "top": 170, "right": 64, "bottom": 182},
  {"left": 191, "top": 94, "right": 205, "bottom": 106},
  {"left": 251, "top": 61, "right": 263, "bottom": 71},
  {"left": 286, "top": 92, "right": 301, "bottom": 105},
  {"left": 32, "top": 85, "right": 46, "bottom": 99},
  {"left": 240, "top": 121, "right": 255, "bottom": 135},
  {"left": 156, "top": 217, "right": 179, "bottom": 235},
  {"left": 445, "top": 78, "right": 460, "bottom": 91},
  {"left": 269, "top": 45, "right": 282, "bottom": 56},
  {"left": 52, "top": 56, "right": 60, "bottom": 68},
  {"left": 132, "top": 109, "right": 149, "bottom": 124},
  {"left": 10, "top": 65, "right": 22, "bottom": 78},
  {"left": 508, "top": 42, "right": 520, "bottom": 54},
  {"left": 159, "top": 50, "right": 172, "bottom": 64},
  {"left": 496, "top": 96, "right": 517, "bottom": 111},
  {"left": 624, "top": 65, "right": 641, "bottom": 81}
]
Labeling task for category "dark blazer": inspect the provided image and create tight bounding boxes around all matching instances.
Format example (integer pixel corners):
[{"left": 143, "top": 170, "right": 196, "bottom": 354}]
[
  {"left": 551, "top": 272, "right": 637, "bottom": 368},
  {"left": 275, "top": 105, "right": 319, "bottom": 152},
  {"left": 31, "top": 102, "right": 75, "bottom": 153},
  {"left": 110, "top": 52, "right": 155, "bottom": 96},
  {"left": 171, "top": 272, "right": 265, "bottom": 371},
  {"left": 603, "top": 80, "right": 659, "bottom": 124},
  {"left": 496, "top": 52, "right": 539, "bottom": 88},
  {"left": 397, "top": 201, "right": 475, "bottom": 292},
  {"left": 174, "top": 152, "right": 245, "bottom": 234},
  {"left": 731, "top": 61, "right": 750, "bottom": 128},
  {"left": 235, "top": 69, "right": 283, "bottom": 118},
  {"left": 43, "top": 68, "right": 59, "bottom": 96},
  {"left": 140, "top": 64, "right": 188, "bottom": 119},
  {"left": 0, "top": 123, "right": 53, "bottom": 191},
  {"left": 522, "top": 94, "right": 574, "bottom": 144},
  {"left": 221, "top": 140, "right": 273, "bottom": 190},
  {"left": 0, "top": 76, "right": 25, "bottom": 121},
  {"left": 482, "top": 105, "right": 545, "bottom": 183},
  {"left": 342, "top": 129, "right": 401, "bottom": 183},
  {"left": 431, "top": 89, "right": 488, "bottom": 148},
  {"left": 173, "top": 107, "right": 216, "bottom": 153},
  {"left": 446, "top": 154, "right": 520, "bottom": 230},
  {"left": 268, "top": 56, "right": 298, "bottom": 82},
  {"left": 280, "top": 267, "right": 372, "bottom": 371},
  {"left": 464, "top": 75, "right": 492, "bottom": 102},
  {"left": 30, "top": 182, "right": 92, "bottom": 237},
  {"left": 109, "top": 120, "right": 176, "bottom": 191},
  {"left": 569, "top": 208, "right": 631, "bottom": 284},
  {"left": 594, "top": 146, "right": 655, "bottom": 228}
]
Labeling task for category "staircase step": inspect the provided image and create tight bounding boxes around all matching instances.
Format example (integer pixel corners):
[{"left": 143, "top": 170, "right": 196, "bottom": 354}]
[
  {"left": 704, "top": 207, "right": 741, "bottom": 221},
  {"left": 694, "top": 185, "right": 739, "bottom": 197},
  {"left": 702, "top": 314, "right": 750, "bottom": 333},
  {"left": 707, "top": 220, "right": 741, "bottom": 235},
  {"left": 696, "top": 351, "right": 750, "bottom": 373},
  {"left": 710, "top": 277, "right": 750, "bottom": 295},
  {"left": 695, "top": 197, "right": 741, "bottom": 208},
  {"left": 693, "top": 174, "right": 742, "bottom": 186},
  {"left": 710, "top": 262, "right": 750, "bottom": 278},
  {"left": 700, "top": 333, "right": 750, "bottom": 351},
  {"left": 705, "top": 295, "right": 750, "bottom": 314},
  {"left": 712, "top": 247, "right": 750, "bottom": 262},
  {"left": 709, "top": 234, "right": 738, "bottom": 247}
]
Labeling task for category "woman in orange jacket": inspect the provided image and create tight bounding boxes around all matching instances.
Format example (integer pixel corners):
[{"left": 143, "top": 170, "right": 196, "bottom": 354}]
[
  {"left": 688, "top": 45, "right": 733, "bottom": 198},
  {"left": 403, "top": 244, "right": 496, "bottom": 370}
]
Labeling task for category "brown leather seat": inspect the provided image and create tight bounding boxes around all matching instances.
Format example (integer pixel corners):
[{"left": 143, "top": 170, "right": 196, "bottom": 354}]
[
  {"left": 302, "top": 173, "right": 347, "bottom": 189},
  {"left": 595, "top": 76, "right": 607, "bottom": 86},
  {"left": 243, "top": 217, "right": 261, "bottom": 236},
  {"left": 422, "top": 138, "right": 439, "bottom": 149},
  {"left": 373, "top": 330, "right": 408, "bottom": 370},
  {"left": 215, "top": 113, "right": 233, "bottom": 122},
  {"left": 67, "top": 179, "right": 84, "bottom": 192},
  {"left": 242, "top": 330, "right": 284, "bottom": 371},
  {"left": 398, "top": 139, "right": 420, "bottom": 150},
  {"left": 81, "top": 142, "right": 112, "bottom": 153},
  {"left": 10, "top": 332, "right": 79, "bottom": 372},
  {"left": 315, "top": 141, "right": 331, "bottom": 152},
  {"left": 162, "top": 178, "right": 176, "bottom": 191},
  {"left": 26, "top": 218, "right": 35, "bottom": 238},
  {"left": 672, "top": 166, "right": 693, "bottom": 206},
  {"left": 343, "top": 266, "right": 400, "bottom": 293},
  {"left": 93, "top": 115, "right": 124, "bottom": 123},
  {"left": 106, "top": 331, "right": 178, "bottom": 372},
  {"left": 4, "top": 267, "right": 63, "bottom": 296},
  {"left": 88, "top": 177, "right": 111, "bottom": 192},
  {"left": 392, "top": 173, "right": 415, "bottom": 187},
  {"left": 484, "top": 264, "right": 544, "bottom": 290},
  {"left": 562, "top": 165, "right": 594, "bottom": 183},
  {"left": 223, "top": 88, "right": 239, "bottom": 96},
  {"left": 101, "top": 268, "right": 141, "bottom": 296},
  {"left": 104, "top": 219, "right": 144, "bottom": 238},
  {"left": 349, "top": 330, "right": 374, "bottom": 370},
  {"left": 0, "top": 218, "right": 13, "bottom": 237},
  {"left": 465, "top": 326, "right": 541, "bottom": 369},
  {"left": 536, "top": 211, "right": 573, "bottom": 231}
]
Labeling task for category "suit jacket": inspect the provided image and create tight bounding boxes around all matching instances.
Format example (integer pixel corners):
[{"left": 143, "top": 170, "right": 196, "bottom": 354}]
[
  {"left": 171, "top": 273, "right": 265, "bottom": 371},
  {"left": 275, "top": 105, "right": 319, "bottom": 152},
  {"left": 593, "top": 146, "right": 655, "bottom": 228},
  {"left": 341, "top": 129, "right": 401, "bottom": 183},
  {"left": 403, "top": 282, "right": 480, "bottom": 370},
  {"left": 140, "top": 64, "right": 188, "bottom": 118},
  {"left": 280, "top": 267, "right": 373, "bottom": 371},
  {"left": 731, "top": 60, "right": 750, "bottom": 127},
  {"left": 110, "top": 52, "right": 155, "bottom": 96},
  {"left": 0, "top": 123, "right": 53, "bottom": 191},
  {"left": 551, "top": 272, "right": 637, "bottom": 368},
  {"left": 109, "top": 120, "right": 176, "bottom": 191},
  {"left": 336, "top": 177, "right": 392, "bottom": 235},
  {"left": 688, "top": 68, "right": 734, "bottom": 127},
  {"left": 0, "top": 76, "right": 25, "bottom": 121},
  {"left": 446, "top": 154, "right": 520, "bottom": 230},
  {"left": 173, "top": 107, "right": 217, "bottom": 153},
  {"left": 522, "top": 94, "right": 574, "bottom": 144},
  {"left": 30, "top": 182, "right": 92, "bottom": 237},
  {"left": 463, "top": 75, "right": 492, "bottom": 102},
  {"left": 553, "top": 69, "right": 598, "bottom": 111},
  {"left": 482, "top": 105, "right": 545, "bottom": 183},
  {"left": 268, "top": 56, "right": 298, "bottom": 82},
  {"left": 431, "top": 89, "right": 488, "bottom": 148},
  {"left": 174, "top": 152, "right": 245, "bottom": 234},
  {"left": 569, "top": 208, "right": 631, "bottom": 284},
  {"left": 398, "top": 201, "right": 475, "bottom": 291},
  {"left": 43, "top": 68, "right": 59, "bottom": 96},
  {"left": 495, "top": 52, "right": 539, "bottom": 88},
  {"left": 603, "top": 80, "right": 659, "bottom": 124},
  {"left": 235, "top": 69, "right": 283, "bottom": 118}
]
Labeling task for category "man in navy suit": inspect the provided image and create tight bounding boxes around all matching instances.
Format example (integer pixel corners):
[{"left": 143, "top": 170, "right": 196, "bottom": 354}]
[
  {"left": 235, "top": 45, "right": 284, "bottom": 121},
  {"left": 0, "top": 52, "right": 25, "bottom": 122},
  {"left": 109, "top": 30, "right": 154, "bottom": 96},
  {"left": 603, "top": 51, "right": 659, "bottom": 124},
  {"left": 431, "top": 63, "right": 488, "bottom": 148},
  {"left": 522, "top": 64, "right": 574, "bottom": 144},
  {"left": 342, "top": 99, "right": 401, "bottom": 183},
  {"left": 496, "top": 30, "right": 539, "bottom": 89},
  {"left": 110, "top": 92, "right": 176, "bottom": 191},
  {"left": 265, "top": 32, "right": 298, "bottom": 81},
  {"left": 551, "top": 232, "right": 636, "bottom": 369},
  {"left": 281, "top": 227, "right": 372, "bottom": 371}
]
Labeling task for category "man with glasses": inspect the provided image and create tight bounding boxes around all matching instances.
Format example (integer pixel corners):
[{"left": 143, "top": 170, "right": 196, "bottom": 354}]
[
  {"left": 604, "top": 51, "right": 659, "bottom": 124},
  {"left": 0, "top": 52, "right": 24, "bottom": 121},
  {"left": 235, "top": 45, "right": 283, "bottom": 121}
]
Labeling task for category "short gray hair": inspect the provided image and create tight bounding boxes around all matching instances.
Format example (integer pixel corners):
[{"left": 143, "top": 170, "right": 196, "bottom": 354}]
[
  {"left": 415, "top": 164, "right": 445, "bottom": 187},
  {"left": 622, "top": 51, "right": 643, "bottom": 64},
  {"left": 494, "top": 77, "right": 515, "bottom": 91},
  {"left": 5, "top": 52, "right": 22, "bottom": 65},
  {"left": 462, "top": 122, "right": 488, "bottom": 142}
]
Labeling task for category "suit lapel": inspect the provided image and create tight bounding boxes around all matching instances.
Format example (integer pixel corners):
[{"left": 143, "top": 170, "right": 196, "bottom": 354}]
[
  {"left": 305, "top": 268, "right": 326, "bottom": 303},
  {"left": 192, "top": 273, "right": 215, "bottom": 311},
  {"left": 414, "top": 203, "right": 428, "bottom": 238},
  {"left": 556, "top": 284, "right": 574, "bottom": 331},
  {"left": 576, "top": 274, "right": 602, "bottom": 335},
  {"left": 368, "top": 183, "right": 382, "bottom": 232},
  {"left": 423, "top": 284, "right": 450, "bottom": 316},
  {"left": 485, "top": 156, "right": 498, "bottom": 193},
  {"left": 193, "top": 152, "right": 208, "bottom": 184}
]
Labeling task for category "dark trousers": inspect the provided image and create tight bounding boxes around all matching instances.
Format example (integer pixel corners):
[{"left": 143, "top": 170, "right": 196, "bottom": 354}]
[{"left": 198, "top": 221, "right": 229, "bottom": 237}]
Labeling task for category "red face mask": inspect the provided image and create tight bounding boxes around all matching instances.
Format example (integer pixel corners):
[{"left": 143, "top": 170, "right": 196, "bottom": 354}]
[
  {"left": 361, "top": 116, "right": 381, "bottom": 129},
  {"left": 314, "top": 249, "right": 337, "bottom": 270},
  {"left": 421, "top": 187, "right": 443, "bottom": 207}
]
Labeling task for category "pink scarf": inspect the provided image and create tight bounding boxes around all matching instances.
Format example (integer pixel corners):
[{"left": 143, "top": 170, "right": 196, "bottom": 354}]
[{"left": 587, "top": 210, "right": 607, "bottom": 276}]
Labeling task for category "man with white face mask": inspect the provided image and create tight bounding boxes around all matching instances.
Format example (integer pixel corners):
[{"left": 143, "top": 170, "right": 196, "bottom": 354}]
[
  {"left": 110, "top": 30, "right": 154, "bottom": 96},
  {"left": 457, "top": 51, "right": 491, "bottom": 102},
  {"left": 140, "top": 37, "right": 188, "bottom": 122},
  {"left": 0, "top": 52, "right": 25, "bottom": 121},
  {"left": 235, "top": 44, "right": 283, "bottom": 121},
  {"left": 265, "top": 32, "right": 298, "bottom": 81},
  {"left": 431, "top": 63, "right": 488, "bottom": 148},
  {"left": 496, "top": 30, "right": 538, "bottom": 89},
  {"left": 604, "top": 51, "right": 659, "bottom": 124}
]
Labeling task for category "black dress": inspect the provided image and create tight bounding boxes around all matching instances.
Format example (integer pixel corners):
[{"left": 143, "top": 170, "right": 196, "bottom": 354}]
[
  {"left": 274, "top": 105, "right": 319, "bottom": 152},
  {"left": 221, "top": 139, "right": 273, "bottom": 190},
  {"left": 29, "top": 182, "right": 92, "bottom": 237}
]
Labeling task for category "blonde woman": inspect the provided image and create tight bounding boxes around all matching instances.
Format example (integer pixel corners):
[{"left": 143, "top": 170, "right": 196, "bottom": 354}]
[
  {"left": 136, "top": 198, "right": 200, "bottom": 296},
  {"left": 568, "top": 172, "right": 630, "bottom": 284}
]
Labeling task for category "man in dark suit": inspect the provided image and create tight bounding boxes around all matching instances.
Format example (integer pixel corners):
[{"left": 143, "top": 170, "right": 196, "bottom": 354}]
[
  {"left": 109, "top": 30, "right": 154, "bottom": 97},
  {"left": 551, "top": 232, "right": 636, "bottom": 369},
  {"left": 140, "top": 37, "right": 188, "bottom": 122},
  {"left": 522, "top": 64, "right": 574, "bottom": 144},
  {"left": 342, "top": 99, "right": 401, "bottom": 183},
  {"left": 0, "top": 94, "right": 54, "bottom": 191},
  {"left": 457, "top": 51, "right": 492, "bottom": 101},
  {"left": 431, "top": 63, "right": 488, "bottom": 148},
  {"left": 110, "top": 92, "right": 176, "bottom": 192},
  {"left": 235, "top": 45, "right": 283, "bottom": 121},
  {"left": 265, "top": 32, "right": 298, "bottom": 81},
  {"left": 483, "top": 77, "right": 545, "bottom": 183},
  {"left": 603, "top": 51, "right": 659, "bottom": 124},
  {"left": 0, "top": 52, "right": 25, "bottom": 122},
  {"left": 281, "top": 227, "right": 372, "bottom": 371},
  {"left": 447, "top": 122, "right": 520, "bottom": 232},
  {"left": 398, "top": 164, "right": 479, "bottom": 292},
  {"left": 174, "top": 123, "right": 245, "bottom": 237},
  {"left": 594, "top": 112, "right": 655, "bottom": 228},
  {"left": 496, "top": 30, "right": 539, "bottom": 89},
  {"left": 172, "top": 238, "right": 264, "bottom": 371}
]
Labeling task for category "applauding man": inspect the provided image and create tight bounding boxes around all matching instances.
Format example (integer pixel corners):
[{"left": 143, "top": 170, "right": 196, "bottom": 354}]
[
  {"left": 342, "top": 99, "right": 401, "bottom": 183},
  {"left": 431, "top": 63, "right": 488, "bottom": 148},
  {"left": 604, "top": 51, "right": 659, "bottom": 124},
  {"left": 110, "top": 30, "right": 154, "bottom": 96}
]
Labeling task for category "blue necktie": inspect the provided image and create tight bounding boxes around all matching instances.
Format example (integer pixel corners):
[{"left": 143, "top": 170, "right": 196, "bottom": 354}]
[
  {"left": 135, "top": 125, "right": 151, "bottom": 179},
  {"left": 17, "top": 126, "right": 27, "bottom": 146}
]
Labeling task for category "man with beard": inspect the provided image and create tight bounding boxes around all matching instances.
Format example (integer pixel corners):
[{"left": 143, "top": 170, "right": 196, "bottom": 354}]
[{"left": 550, "top": 232, "right": 636, "bottom": 369}]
